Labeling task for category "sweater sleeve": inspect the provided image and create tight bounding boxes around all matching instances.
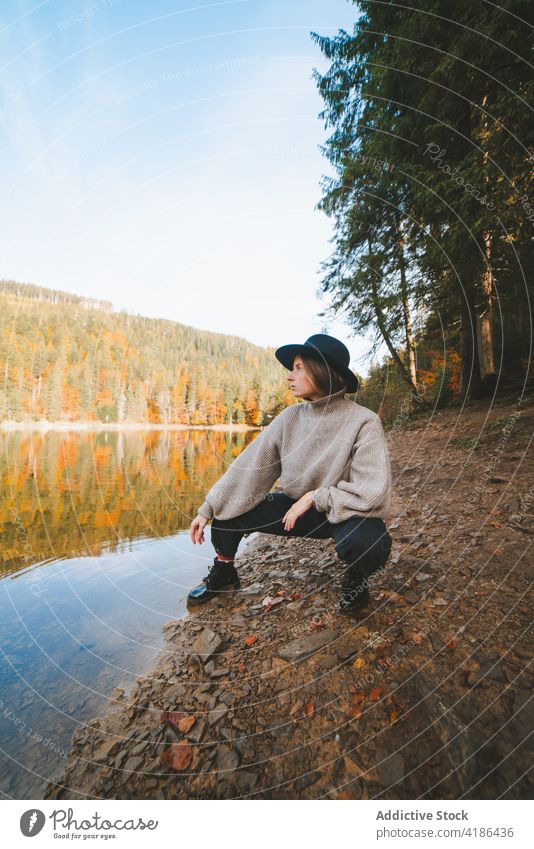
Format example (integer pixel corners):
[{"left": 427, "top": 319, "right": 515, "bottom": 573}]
[
  {"left": 313, "top": 415, "right": 391, "bottom": 523},
  {"left": 197, "top": 410, "right": 286, "bottom": 521}
]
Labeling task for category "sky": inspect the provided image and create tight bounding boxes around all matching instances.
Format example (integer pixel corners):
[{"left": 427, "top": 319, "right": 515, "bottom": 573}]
[{"left": 0, "top": 0, "right": 384, "bottom": 376}]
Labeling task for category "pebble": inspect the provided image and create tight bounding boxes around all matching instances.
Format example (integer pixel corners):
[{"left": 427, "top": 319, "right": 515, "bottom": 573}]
[
  {"left": 403, "top": 590, "right": 420, "bottom": 604},
  {"left": 211, "top": 668, "right": 231, "bottom": 678},
  {"left": 123, "top": 756, "right": 145, "bottom": 772},
  {"left": 376, "top": 748, "right": 405, "bottom": 787},
  {"left": 216, "top": 746, "right": 240, "bottom": 775},
  {"left": 279, "top": 629, "right": 341, "bottom": 662},
  {"left": 190, "top": 628, "right": 224, "bottom": 664},
  {"left": 208, "top": 707, "right": 229, "bottom": 726},
  {"left": 294, "top": 770, "right": 321, "bottom": 792}
]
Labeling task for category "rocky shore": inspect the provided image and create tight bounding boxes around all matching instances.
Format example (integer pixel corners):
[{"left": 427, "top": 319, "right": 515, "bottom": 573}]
[{"left": 44, "top": 392, "right": 534, "bottom": 800}]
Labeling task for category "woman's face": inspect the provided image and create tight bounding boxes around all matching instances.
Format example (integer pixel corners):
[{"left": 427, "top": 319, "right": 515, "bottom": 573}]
[{"left": 288, "top": 355, "right": 323, "bottom": 401}]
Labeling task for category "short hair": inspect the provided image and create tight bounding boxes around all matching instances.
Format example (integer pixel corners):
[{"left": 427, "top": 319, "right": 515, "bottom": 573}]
[{"left": 299, "top": 353, "right": 347, "bottom": 397}]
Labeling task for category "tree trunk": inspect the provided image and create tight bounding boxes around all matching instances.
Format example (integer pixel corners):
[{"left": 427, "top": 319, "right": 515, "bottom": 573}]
[
  {"left": 369, "top": 266, "right": 426, "bottom": 407},
  {"left": 460, "top": 288, "right": 487, "bottom": 401},
  {"left": 477, "top": 233, "right": 497, "bottom": 387},
  {"left": 395, "top": 216, "right": 418, "bottom": 389},
  {"left": 477, "top": 96, "right": 497, "bottom": 388}
]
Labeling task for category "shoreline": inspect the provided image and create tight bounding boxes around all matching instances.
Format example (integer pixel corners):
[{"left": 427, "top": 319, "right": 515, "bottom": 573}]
[
  {"left": 40, "top": 396, "right": 534, "bottom": 800},
  {"left": 0, "top": 421, "right": 261, "bottom": 433}
]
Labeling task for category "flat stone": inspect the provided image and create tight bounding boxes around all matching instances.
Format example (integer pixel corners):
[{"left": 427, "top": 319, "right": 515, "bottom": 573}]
[
  {"left": 241, "top": 582, "right": 263, "bottom": 595},
  {"left": 110, "top": 687, "right": 125, "bottom": 700},
  {"left": 186, "top": 718, "right": 206, "bottom": 744},
  {"left": 208, "top": 706, "right": 229, "bottom": 726},
  {"left": 130, "top": 741, "right": 149, "bottom": 757},
  {"left": 123, "top": 756, "right": 145, "bottom": 772},
  {"left": 428, "top": 631, "right": 444, "bottom": 652},
  {"left": 474, "top": 649, "right": 500, "bottom": 664},
  {"left": 229, "top": 615, "right": 247, "bottom": 626},
  {"left": 403, "top": 590, "right": 420, "bottom": 604},
  {"left": 216, "top": 745, "right": 240, "bottom": 775},
  {"left": 335, "top": 635, "right": 364, "bottom": 661},
  {"left": 190, "top": 628, "right": 224, "bottom": 664},
  {"left": 294, "top": 771, "right": 321, "bottom": 792},
  {"left": 316, "top": 653, "right": 338, "bottom": 670},
  {"left": 483, "top": 662, "right": 507, "bottom": 683},
  {"left": 231, "top": 770, "right": 258, "bottom": 792},
  {"left": 279, "top": 629, "right": 340, "bottom": 662},
  {"left": 219, "top": 691, "right": 237, "bottom": 706},
  {"left": 465, "top": 663, "right": 506, "bottom": 686},
  {"left": 376, "top": 749, "right": 405, "bottom": 787},
  {"left": 92, "top": 738, "right": 122, "bottom": 763},
  {"left": 211, "top": 667, "right": 231, "bottom": 678}
]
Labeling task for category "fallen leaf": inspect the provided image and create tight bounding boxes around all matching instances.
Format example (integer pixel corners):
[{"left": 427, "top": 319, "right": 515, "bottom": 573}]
[
  {"left": 237, "top": 662, "right": 246, "bottom": 673},
  {"left": 244, "top": 636, "right": 257, "bottom": 647},
  {"left": 349, "top": 707, "right": 363, "bottom": 719},
  {"left": 489, "top": 520, "right": 502, "bottom": 528},
  {"left": 159, "top": 710, "right": 186, "bottom": 728},
  {"left": 161, "top": 740, "right": 192, "bottom": 771},
  {"left": 369, "top": 688, "right": 382, "bottom": 701},
  {"left": 262, "top": 596, "right": 286, "bottom": 608},
  {"left": 304, "top": 703, "right": 314, "bottom": 718},
  {"left": 389, "top": 710, "right": 399, "bottom": 723},
  {"left": 353, "top": 657, "right": 366, "bottom": 669},
  {"left": 412, "top": 633, "right": 424, "bottom": 645},
  {"left": 352, "top": 691, "right": 365, "bottom": 706},
  {"left": 178, "top": 715, "right": 196, "bottom": 733},
  {"left": 446, "top": 640, "right": 457, "bottom": 650}
]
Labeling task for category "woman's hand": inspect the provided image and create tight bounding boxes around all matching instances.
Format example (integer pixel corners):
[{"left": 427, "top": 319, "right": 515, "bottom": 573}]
[
  {"left": 190, "top": 514, "right": 208, "bottom": 544},
  {"left": 282, "top": 491, "right": 315, "bottom": 531}
]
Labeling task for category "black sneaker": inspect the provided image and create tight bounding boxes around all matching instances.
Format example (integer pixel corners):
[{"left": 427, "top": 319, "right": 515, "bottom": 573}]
[
  {"left": 187, "top": 558, "right": 240, "bottom": 606},
  {"left": 339, "top": 568, "right": 370, "bottom": 616}
]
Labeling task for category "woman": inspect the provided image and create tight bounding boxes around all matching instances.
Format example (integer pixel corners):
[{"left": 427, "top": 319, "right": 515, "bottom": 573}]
[{"left": 188, "top": 333, "right": 393, "bottom": 616}]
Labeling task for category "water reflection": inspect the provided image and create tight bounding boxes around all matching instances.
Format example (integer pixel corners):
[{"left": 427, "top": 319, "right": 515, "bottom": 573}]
[{"left": 0, "top": 428, "right": 257, "bottom": 799}]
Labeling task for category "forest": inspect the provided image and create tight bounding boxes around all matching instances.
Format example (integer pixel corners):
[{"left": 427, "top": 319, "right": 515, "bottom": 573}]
[
  {"left": 312, "top": 0, "right": 532, "bottom": 410},
  {"left": 0, "top": 279, "right": 295, "bottom": 426}
]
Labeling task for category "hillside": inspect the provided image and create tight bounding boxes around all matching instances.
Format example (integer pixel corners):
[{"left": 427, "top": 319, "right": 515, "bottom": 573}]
[{"left": 0, "top": 280, "right": 294, "bottom": 426}]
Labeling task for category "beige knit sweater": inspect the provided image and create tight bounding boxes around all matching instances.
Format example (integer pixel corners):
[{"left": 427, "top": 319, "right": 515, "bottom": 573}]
[{"left": 197, "top": 386, "right": 393, "bottom": 525}]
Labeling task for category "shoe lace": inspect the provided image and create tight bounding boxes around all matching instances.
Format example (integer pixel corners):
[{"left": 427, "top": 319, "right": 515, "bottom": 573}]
[
  {"left": 204, "top": 558, "right": 231, "bottom": 590},
  {"left": 203, "top": 561, "right": 218, "bottom": 589}
]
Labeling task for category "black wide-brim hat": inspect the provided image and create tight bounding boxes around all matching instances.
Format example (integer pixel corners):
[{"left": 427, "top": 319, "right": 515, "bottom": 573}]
[{"left": 275, "top": 333, "right": 359, "bottom": 393}]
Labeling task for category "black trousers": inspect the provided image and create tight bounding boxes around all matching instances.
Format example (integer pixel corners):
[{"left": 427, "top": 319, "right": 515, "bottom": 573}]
[{"left": 210, "top": 492, "right": 392, "bottom": 580}]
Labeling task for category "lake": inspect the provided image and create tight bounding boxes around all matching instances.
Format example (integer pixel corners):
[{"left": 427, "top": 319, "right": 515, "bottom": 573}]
[{"left": 0, "top": 428, "right": 258, "bottom": 799}]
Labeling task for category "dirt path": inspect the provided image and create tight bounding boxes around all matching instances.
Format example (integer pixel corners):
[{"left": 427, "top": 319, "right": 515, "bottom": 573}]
[{"left": 44, "top": 390, "right": 534, "bottom": 800}]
